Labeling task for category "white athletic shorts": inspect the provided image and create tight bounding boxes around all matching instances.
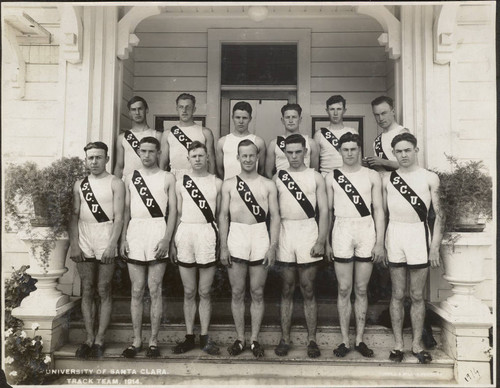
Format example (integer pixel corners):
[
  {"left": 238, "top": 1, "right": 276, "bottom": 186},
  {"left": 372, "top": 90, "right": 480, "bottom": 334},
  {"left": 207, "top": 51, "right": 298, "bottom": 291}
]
[
  {"left": 126, "top": 218, "right": 169, "bottom": 264},
  {"left": 332, "top": 216, "right": 375, "bottom": 262},
  {"left": 78, "top": 220, "right": 115, "bottom": 261},
  {"left": 277, "top": 218, "right": 322, "bottom": 266},
  {"left": 385, "top": 220, "right": 430, "bottom": 269},
  {"left": 174, "top": 221, "right": 217, "bottom": 267},
  {"left": 228, "top": 222, "right": 269, "bottom": 265}
]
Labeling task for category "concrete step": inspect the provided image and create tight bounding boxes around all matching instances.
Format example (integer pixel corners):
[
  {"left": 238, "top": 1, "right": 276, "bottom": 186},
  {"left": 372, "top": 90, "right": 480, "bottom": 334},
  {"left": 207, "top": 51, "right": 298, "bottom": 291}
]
[
  {"left": 68, "top": 322, "right": 442, "bottom": 350},
  {"left": 53, "top": 342, "right": 456, "bottom": 385}
]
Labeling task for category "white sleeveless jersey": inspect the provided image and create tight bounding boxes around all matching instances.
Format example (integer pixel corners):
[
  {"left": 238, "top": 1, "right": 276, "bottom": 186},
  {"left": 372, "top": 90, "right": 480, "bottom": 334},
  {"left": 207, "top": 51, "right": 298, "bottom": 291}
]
[
  {"left": 222, "top": 133, "right": 257, "bottom": 180},
  {"left": 122, "top": 128, "right": 161, "bottom": 178},
  {"left": 386, "top": 168, "right": 432, "bottom": 223},
  {"left": 318, "top": 126, "right": 357, "bottom": 174},
  {"left": 79, "top": 175, "right": 115, "bottom": 223},
  {"left": 230, "top": 175, "right": 269, "bottom": 219},
  {"left": 177, "top": 174, "right": 217, "bottom": 223},
  {"left": 373, "top": 124, "right": 405, "bottom": 162},
  {"left": 331, "top": 167, "right": 372, "bottom": 218},
  {"left": 275, "top": 135, "right": 312, "bottom": 171},
  {"left": 129, "top": 169, "right": 169, "bottom": 219},
  {"left": 276, "top": 168, "right": 317, "bottom": 220},
  {"left": 167, "top": 124, "right": 205, "bottom": 171}
]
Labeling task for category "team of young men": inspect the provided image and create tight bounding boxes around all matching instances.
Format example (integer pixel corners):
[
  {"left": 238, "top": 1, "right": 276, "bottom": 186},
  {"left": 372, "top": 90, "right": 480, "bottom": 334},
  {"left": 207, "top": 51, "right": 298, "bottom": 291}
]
[{"left": 70, "top": 93, "right": 443, "bottom": 365}]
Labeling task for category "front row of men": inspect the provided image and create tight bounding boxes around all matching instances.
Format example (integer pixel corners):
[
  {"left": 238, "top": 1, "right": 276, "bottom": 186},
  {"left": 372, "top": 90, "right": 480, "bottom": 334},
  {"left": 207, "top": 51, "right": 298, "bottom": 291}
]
[{"left": 69, "top": 131, "right": 442, "bottom": 365}]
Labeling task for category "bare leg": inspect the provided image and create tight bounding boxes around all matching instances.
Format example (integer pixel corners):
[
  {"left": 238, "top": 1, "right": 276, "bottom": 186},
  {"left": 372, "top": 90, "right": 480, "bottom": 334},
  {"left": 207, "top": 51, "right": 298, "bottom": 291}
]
[
  {"left": 198, "top": 266, "right": 216, "bottom": 336},
  {"left": 94, "top": 262, "right": 115, "bottom": 345},
  {"left": 389, "top": 266, "right": 407, "bottom": 351},
  {"left": 298, "top": 265, "right": 319, "bottom": 343},
  {"left": 334, "top": 261, "right": 353, "bottom": 347},
  {"left": 127, "top": 263, "right": 147, "bottom": 348},
  {"left": 147, "top": 262, "right": 167, "bottom": 347},
  {"left": 227, "top": 262, "right": 248, "bottom": 343},
  {"left": 409, "top": 267, "right": 429, "bottom": 353},
  {"left": 353, "top": 261, "right": 373, "bottom": 346},
  {"left": 279, "top": 266, "right": 296, "bottom": 344},
  {"left": 178, "top": 266, "right": 197, "bottom": 335},
  {"left": 249, "top": 264, "right": 268, "bottom": 343},
  {"left": 77, "top": 262, "right": 97, "bottom": 346}
]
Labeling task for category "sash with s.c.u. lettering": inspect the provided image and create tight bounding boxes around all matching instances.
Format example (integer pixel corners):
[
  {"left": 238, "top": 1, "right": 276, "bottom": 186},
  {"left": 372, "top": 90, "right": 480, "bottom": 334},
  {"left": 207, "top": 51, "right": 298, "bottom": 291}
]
[
  {"left": 171, "top": 126, "right": 193, "bottom": 151},
  {"left": 236, "top": 176, "right": 266, "bottom": 223},
  {"left": 390, "top": 172, "right": 428, "bottom": 222},
  {"left": 132, "top": 170, "right": 164, "bottom": 218},
  {"left": 80, "top": 177, "right": 110, "bottom": 223},
  {"left": 183, "top": 175, "right": 218, "bottom": 238},
  {"left": 374, "top": 133, "right": 389, "bottom": 160},
  {"left": 278, "top": 170, "right": 315, "bottom": 218},
  {"left": 276, "top": 136, "right": 286, "bottom": 154},
  {"left": 320, "top": 128, "right": 340, "bottom": 150},
  {"left": 124, "top": 130, "right": 141, "bottom": 157},
  {"left": 333, "top": 169, "right": 371, "bottom": 217}
]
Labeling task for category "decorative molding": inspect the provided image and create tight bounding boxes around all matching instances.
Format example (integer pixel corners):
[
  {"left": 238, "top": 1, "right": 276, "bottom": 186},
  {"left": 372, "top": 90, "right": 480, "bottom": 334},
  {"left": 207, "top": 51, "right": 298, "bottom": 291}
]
[
  {"left": 117, "top": 6, "right": 161, "bottom": 60},
  {"left": 355, "top": 5, "right": 401, "bottom": 59},
  {"left": 58, "top": 5, "right": 83, "bottom": 64},
  {"left": 3, "top": 23, "right": 26, "bottom": 99},
  {"left": 4, "top": 10, "right": 51, "bottom": 44},
  {"left": 433, "top": 4, "right": 459, "bottom": 65}
]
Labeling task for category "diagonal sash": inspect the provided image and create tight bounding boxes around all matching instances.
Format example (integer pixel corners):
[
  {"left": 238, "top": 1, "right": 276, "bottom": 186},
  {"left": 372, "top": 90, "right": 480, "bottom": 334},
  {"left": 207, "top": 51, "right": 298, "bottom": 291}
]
[
  {"left": 183, "top": 175, "right": 218, "bottom": 238},
  {"left": 333, "top": 169, "right": 371, "bottom": 217},
  {"left": 374, "top": 133, "right": 389, "bottom": 160},
  {"left": 132, "top": 170, "right": 164, "bottom": 218},
  {"left": 390, "top": 172, "right": 428, "bottom": 222},
  {"left": 124, "top": 130, "right": 141, "bottom": 156},
  {"left": 278, "top": 170, "right": 315, "bottom": 218},
  {"left": 171, "top": 125, "right": 193, "bottom": 151},
  {"left": 80, "top": 177, "right": 110, "bottom": 223},
  {"left": 320, "top": 128, "right": 340, "bottom": 150},
  {"left": 276, "top": 136, "right": 286, "bottom": 154},
  {"left": 236, "top": 176, "right": 266, "bottom": 223}
]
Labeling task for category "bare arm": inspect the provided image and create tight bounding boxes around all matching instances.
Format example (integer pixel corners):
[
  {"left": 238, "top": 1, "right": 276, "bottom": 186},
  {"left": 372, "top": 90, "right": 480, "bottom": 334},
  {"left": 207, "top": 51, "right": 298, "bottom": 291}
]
[
  {"left": 215, "top": 137, "right": 225, "bottom": 179},
  {"left": 428, "top": 172, "right": 444, "bottom": 268},
  {"left": 256, "top": 137, "right": 267, "bottom": 176},
  {"left": 264, "top": 140, "right": 276, "bottom": 179},
  {"left": 203, "top": 127, "right": 216, "bottom": 174},
  {"left": 311, "top": 172, "right": 328, "bottom": 256},
  {"left": 169, "top": 181, "right": 183, "bottom": 263},
  {"left": 309, "top": 138, "right": 320, "bottom": 171},
  {"left": 120, "top": 177, "right": 131, "bottom": 258},
  {"left": 324, "top": 172, "right": 335, "bottom": 261},
  {"left": 370, "top": 170, "right": 386, "bottom": 264},
  {"left": 155, "top": 173, "right": 177, "bottom": 258},
  {"left": 381, "top": 176, "right": 389, "bottom": 266},
  {"left": 101, "top": 177, "right": 125, "bottom": 263},
  {"left": 69, "top": 181, "right": 84, "bottom": 262},
  {"left": 263, "top": 180, "right": 280, "bottom": 268},
  {"left": 218, "top": 180, "right": 232, "bottom": 266},
  {"left": 113, "top": 133, "right": 125, "bottom": 179},
  {"left": 159, "top": 130, "right": 170, "bottom": 171}
]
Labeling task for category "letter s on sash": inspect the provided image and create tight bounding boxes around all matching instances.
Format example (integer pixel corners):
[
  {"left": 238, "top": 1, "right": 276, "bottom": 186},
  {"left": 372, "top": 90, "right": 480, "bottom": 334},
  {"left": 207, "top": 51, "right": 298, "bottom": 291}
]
[
  {"left": 185, "top": 180, "right": 192, "bottom": 188},
  {"left": 237, "top": 181, "right": 245, "bottom": 191},
  {"left": 338, "top": 175, "right": 345, "bottom": 183},
  {"left": 134, "top": 177, "right": 142, "bottom": 185},
  {"left": 82, "top": 182, "right": 89, "bottom": 190},
  {"left": 393, "top": 176, "right": 400, "bottom": 185}
]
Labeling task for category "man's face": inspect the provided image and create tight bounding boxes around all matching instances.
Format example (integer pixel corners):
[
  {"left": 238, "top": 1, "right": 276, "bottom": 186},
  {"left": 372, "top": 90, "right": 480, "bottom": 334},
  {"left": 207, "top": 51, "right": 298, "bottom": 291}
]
[
  {"left": 129, "top": 101, "right": 147, "bottom": 124},
  {"left": 232, "top": 110, "right": 252, "bottom": 134},
  {"left": 339, "top": 141, "right": 360, "bottom": 167},
  {"left": 392, "top": 140, "right": 418, "bottom": 168},
  {"left": 237, "top": 144, "right": 258, "bottom": 172},
  {"left": 176, "top": 99, "right": 195, "bottom": 123},
  {"left": 187, "top": 147, "right": 208, "bottom": 171},
  {"left": 281, "top": 110, "right": 301, "bottom": 132},
  {"left": 284, "top": 142, "right": 306, "bottom": 169},
  {"left": 139, "top": 143, "right": 160, "bottom": 168},
  {"left": 85, "top": 148, "right": 108, "bottom": 175},
  {"left": 326, "top": 102, "right": 346, "bottom": 125},
  {"left": 372, "top": 102, "right": 395, "bottom": 130}
]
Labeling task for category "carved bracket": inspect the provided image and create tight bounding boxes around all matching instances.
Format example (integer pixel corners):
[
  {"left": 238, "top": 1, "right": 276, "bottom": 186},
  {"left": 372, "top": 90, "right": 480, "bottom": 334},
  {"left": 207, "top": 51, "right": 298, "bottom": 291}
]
[
  {"left": 433, "top": 4, "right": 459, "bottom": 65},
  {"left": 355, "top": 5, "right": 401, "bottom": 60},
  {"left": 117, "top": 6, "right": 162, "bottom": 60},
  {"left": 3, "top": 23, "right": 26, "bottom": 99},
  {"left": 58, "top": 5, "right": 83, "bottom": 64}
]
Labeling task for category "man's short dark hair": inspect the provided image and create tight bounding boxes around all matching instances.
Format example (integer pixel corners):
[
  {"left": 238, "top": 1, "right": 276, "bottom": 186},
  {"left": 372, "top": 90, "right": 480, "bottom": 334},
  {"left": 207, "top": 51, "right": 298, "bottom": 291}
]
[
  {"left": 188, "top": 140, "right": 207, "bottom": 154},
  {"left": 232, "top": 101, "right": 252, "bottom": 116},
  {"left": 176, "top": 93, "right": 196, "bottom": 106},
  {"left": 371, "top": 95, "right": 394, "bottom": 109},
  {"left": 127, "top": 96, "right": 149, "bottom": 110},
  {"left": 326, "top": 95, "right": 346, "bottom": 109},
  {"left": 338, "top": 132, "right": 362, "bottom": 148},
  {"left": 281, "top": 103, "right": 302, "bottom": 117},
  {"left": 284, "top": 133, "right": 306, "bottom": 148},
  {"left": 139, "top": 136, "right": 161, "bottom": 150},
  {"left": 391, "top": 132, "right": 417, "bottom": 148},
  {"left": 84, "top": 141, "right": 108, "bottom": 156},
  {"left": 237, "top": 139, "right": 259, "bottom": 154}
]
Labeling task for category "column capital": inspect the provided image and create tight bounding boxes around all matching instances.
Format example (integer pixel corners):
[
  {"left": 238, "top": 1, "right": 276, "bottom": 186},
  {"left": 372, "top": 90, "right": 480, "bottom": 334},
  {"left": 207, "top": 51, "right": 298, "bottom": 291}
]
[
  {"left": 58, "top": 5, "right": 83, "bottom": 64},
  {"left": 433, "top": 4, "right": 459, "bottom": 65}
]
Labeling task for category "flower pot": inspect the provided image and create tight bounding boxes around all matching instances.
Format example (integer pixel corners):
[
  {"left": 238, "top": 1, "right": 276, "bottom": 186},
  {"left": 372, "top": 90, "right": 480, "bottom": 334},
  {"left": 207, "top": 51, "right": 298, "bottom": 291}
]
[{"left": 30, "top": 196, "right": 51, "bottom": 227}]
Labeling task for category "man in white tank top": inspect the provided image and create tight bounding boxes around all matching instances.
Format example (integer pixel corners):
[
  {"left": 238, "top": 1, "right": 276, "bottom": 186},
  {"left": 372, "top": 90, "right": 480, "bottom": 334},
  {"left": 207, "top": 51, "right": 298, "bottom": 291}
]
[
  {"left": 313, "top": 95, "right": 358, "bottom": 176},
  {"left": 159, "top": 93, "right": 216, "bottom": 179},
  {"left": 324, "top": 133, "right": 385, "bottom": 359},
  {"left": 120, "top": 137, "right": 177, "bottom": 359},
  {"left": 272, "top": 134, "right": 328, "bottom": 359},
  {"left": 382, "top": 133, "right": 443, "bottom": 364},
  {"left": 216, "top": 101, "right": 266, "bottom": 180},
  {"left": 265, "top": 103, "right": 319, "bottom": 178},
  {"left": 69, "top": 141, "right": 125, "bottom": 359},
  {"left": 219, "top": 139, "right": 280, "bottom": 358},
  {"left": 363, "top": 96, "right": 408, "bottom": 173},
  {"left": 170, "top": 141, "right": 222, "bottom": 356},
  {"left": 114, "top": 96, "right": 163, "bottom": 179}
]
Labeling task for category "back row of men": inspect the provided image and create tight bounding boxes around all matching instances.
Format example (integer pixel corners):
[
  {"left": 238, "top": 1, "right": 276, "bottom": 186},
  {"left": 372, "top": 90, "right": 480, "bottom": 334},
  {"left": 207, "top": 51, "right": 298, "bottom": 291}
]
[{"left": 69, "top": 93, "right": 443, "bottom": 366}]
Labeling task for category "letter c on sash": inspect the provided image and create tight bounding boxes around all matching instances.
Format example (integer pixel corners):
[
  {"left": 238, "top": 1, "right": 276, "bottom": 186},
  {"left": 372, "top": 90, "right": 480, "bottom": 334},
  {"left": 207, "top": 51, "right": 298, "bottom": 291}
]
[
  {"left": 345, "top": 184, "right": 352, "bottom": 193},
  {"left": 85, "top": 193, "right": 93, "bottom": 201},
  {"left": 139, "top": 187, "right": 147, "bottom": 196},
  {"left": 244, "top": 192, "right": 251, "bottom": 202}
]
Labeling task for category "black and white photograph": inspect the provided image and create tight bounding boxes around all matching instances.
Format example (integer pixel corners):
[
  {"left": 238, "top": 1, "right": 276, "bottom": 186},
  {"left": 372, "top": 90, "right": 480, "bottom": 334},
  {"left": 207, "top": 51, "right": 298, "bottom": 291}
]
[{"left": 1, "top": 1, "right": 496, "bottom": 387}]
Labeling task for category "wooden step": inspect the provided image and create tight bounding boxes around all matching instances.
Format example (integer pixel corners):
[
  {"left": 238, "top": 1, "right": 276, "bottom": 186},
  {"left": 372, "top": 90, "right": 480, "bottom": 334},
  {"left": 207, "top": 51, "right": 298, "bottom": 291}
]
[{"left": 53, "top": 342, "right": 456, "bottom": 385}]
